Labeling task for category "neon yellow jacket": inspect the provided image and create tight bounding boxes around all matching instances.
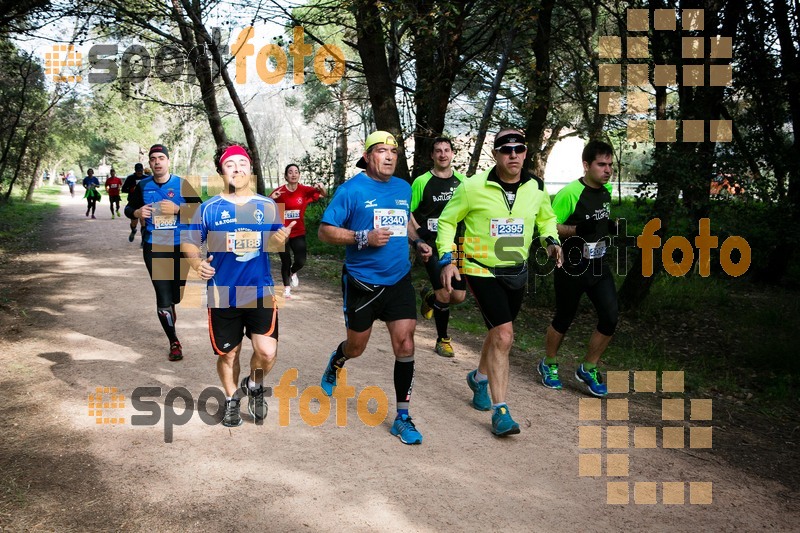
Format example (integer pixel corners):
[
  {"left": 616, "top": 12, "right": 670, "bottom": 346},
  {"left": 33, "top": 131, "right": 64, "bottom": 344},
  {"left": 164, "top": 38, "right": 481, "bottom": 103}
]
[{"left": 436, "top": 167, "right": 559, "bottom": 276}]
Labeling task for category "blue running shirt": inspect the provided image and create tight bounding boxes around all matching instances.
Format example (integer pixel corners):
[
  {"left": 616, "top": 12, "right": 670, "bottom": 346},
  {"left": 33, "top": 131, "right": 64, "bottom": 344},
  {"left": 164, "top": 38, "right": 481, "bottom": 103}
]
[
  {"left": 321, "top": 172, "right": 412, "bottom": 285},
  {"left": 137, "top": 174, "right": 199, "bottom": 246},
  {"left": 188, "top": 195, "right": 283, "bottom": 308}
]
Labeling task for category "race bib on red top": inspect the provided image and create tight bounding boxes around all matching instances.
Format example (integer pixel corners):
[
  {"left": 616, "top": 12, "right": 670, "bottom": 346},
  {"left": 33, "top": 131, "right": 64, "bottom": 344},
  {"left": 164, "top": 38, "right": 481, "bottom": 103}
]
[{"left": 284, "top": 209, "right": 300, "bottom": 220}]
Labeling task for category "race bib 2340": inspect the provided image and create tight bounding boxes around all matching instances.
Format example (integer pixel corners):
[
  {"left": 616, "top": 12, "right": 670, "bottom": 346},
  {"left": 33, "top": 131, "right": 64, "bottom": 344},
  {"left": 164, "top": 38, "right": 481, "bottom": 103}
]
[{"left": 373, "top": 209, "right": 408, "bottom": 237}]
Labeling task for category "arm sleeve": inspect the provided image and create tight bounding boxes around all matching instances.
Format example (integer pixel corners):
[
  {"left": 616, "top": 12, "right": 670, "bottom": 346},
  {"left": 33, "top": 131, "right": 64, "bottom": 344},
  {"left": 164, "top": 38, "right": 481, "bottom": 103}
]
[
  {"left": 410, "top": 175, "right": 425, "bottom": 212},
  {"left": 304, "top": 184, "right": 322, "bottom": 203},
  {"left": 320, "top": 186, "right": 352, "bottom": 228},
  {"left": 435, "top": 182, "right": 470, "bottom": 257},
  {"left": 184, "top": 202, "right": 207, "bottom": 247},
  {"left": 268, "top": 199, "right": 285, "bottom": 231},
  {"left": 124, "top": 185, "right": 144, "bottom": 220},
  {"left": 536, "top": 187, "right": 560, "bottom": 246},
  {"left": 551, "top": 185, "right": 578, "bottom": 224}
]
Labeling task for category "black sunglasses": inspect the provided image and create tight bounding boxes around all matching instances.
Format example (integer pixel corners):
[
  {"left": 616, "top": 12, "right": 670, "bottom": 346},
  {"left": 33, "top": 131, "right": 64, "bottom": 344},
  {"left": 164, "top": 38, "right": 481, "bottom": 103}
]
[{"left": 497, "top": 144, "right": 527, "bottom": 154}]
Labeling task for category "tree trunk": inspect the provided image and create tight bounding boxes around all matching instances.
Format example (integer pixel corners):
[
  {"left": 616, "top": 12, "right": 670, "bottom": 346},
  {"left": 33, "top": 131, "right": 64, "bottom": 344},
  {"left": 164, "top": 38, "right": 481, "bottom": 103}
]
[
  {"left": 25, "top": 153, "right": 43, "bottom": 201},
  {"left": 758, "top": 0, "right": 800, "bottom": 282},
  {"left": 524, "top": 0, "right": 555, "bottom": 177},
  {"left": 334, "top": 82, "right": 348, "bottom": 187},
  {"left": 353, "top": 0, "right": 410, "bottom": 180},
  {"left": 3, "top": 125, "right": 31, "bottom": 201},
  {"left": 170, "top": 0, "right": 227, "bottom": 149},
  {"left": 468, "top": 27, "right": 515, "bottom": 176},
  {"left": 0, "top": 54, "right": 33, "bottom": 182},
  {"left": 410, "top": 0, "right": 467, "bottom": 179}
]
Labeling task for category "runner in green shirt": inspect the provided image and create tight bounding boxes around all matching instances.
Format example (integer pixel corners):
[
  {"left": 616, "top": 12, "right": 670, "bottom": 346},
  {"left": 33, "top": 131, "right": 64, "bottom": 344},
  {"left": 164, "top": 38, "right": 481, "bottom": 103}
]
[
  {"left": 539, "top": 140, "right": 618, "bottom": 398},
  {"left": 411, "top": 137, "right": 467, "bottom": 357}
]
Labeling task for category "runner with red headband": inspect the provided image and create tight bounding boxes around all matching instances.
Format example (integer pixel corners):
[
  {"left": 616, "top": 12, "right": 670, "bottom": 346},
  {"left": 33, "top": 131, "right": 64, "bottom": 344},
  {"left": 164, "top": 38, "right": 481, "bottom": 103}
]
[
  {"left": 183, "top": 142, "right": 292, "bottom": 427},
  {"left": 269, "top": 164, "right": 326, "bottom": 299}
]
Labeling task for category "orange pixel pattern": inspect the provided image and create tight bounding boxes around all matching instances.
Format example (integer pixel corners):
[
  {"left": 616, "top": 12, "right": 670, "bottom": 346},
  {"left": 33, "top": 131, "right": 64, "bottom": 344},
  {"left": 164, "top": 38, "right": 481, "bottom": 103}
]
[
  {"left": 88, "top": 386, "right": 125, "bottom": 425},
  {"left": 597, "top": 9, "right": 732, "bottom": 144},
  {"left": 577, "top": 370, "right": 714, "bottom": 505}
]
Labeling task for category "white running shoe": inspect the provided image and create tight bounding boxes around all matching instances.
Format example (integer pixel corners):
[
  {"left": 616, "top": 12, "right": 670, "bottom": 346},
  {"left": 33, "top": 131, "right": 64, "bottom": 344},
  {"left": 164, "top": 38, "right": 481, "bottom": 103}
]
[
  {"left": 291, "top": 273, "right": 299, "bottom": 288},
  {"left": 284, "top": 287, "right": 292, "bottom": 299}
]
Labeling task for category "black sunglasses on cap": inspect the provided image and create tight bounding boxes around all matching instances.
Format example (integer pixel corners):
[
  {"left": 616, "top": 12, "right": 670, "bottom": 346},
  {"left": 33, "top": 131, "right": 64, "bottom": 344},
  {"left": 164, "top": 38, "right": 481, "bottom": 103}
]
[{"left": 496, "top": 144, "right": 527, "bottom": 154}]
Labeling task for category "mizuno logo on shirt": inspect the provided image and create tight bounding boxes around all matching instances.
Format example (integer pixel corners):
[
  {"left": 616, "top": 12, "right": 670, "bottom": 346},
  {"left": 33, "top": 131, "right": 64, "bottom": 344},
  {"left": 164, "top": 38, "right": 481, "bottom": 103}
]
[{"left": 365, "top": 199, "right": 378, "bottom": 208}]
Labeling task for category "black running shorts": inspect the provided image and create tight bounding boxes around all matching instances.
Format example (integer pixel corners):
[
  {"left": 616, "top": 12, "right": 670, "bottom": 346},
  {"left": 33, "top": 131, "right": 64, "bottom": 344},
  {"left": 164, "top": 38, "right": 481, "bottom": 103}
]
[
  {"left": 342, "top": 268, "right": 417, "bottom": 333},
  {"left": 465, "top": 273, "right": 525, "bottom": 329},
  {"left": 208, "top": 305, "right": 278, "bottom": 355}
]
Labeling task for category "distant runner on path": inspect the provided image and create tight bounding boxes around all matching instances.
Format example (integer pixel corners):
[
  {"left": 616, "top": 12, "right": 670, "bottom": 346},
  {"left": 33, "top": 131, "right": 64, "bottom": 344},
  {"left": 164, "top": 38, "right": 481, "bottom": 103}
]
[
  {"left": 82, "top": 169, "right": 100, "bottom": 219},
  {"left": 66, "top": 170, "right": 77, "bottom": 197},
  {"left": 122, "top": 163, "right": 146, "bottom": 245},
  {"left": 105, "top": 168, "right": 123, "bottom": 219},
  {"left": 411, "top": 137, "right": 466, "bottom": 358},
  {"left": 269, "top": 163, "right": 326, "bottom": 300}
]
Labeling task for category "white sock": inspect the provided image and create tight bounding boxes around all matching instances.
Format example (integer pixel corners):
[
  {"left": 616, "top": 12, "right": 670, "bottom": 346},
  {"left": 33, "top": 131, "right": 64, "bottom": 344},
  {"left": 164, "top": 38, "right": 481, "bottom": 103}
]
[
  {"left": 248, "top": 378, "right": 259, "bottom": 390},
  {"left": 474, "top": 370, "right": 488, "bottom": 382},
  {"left": 492, "top": 402, "right": 507, "bottom": 410}
]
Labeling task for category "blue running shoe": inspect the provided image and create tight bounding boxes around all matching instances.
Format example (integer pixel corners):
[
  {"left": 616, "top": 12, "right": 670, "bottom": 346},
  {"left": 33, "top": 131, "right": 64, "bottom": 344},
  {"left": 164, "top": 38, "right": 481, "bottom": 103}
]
[
  {"left": 537, "top": 359, "right": 562, "bottom": 390},
  {"left": 491, "top": 405, "right": 520, "bottom": 436},
  {"left": 320, "top": 351, "right": 339, "bottom": 396},
  {"left": 575, "top": 364, "right": 608, "bottom": 397},
  {"left": 391, "top": 414, "right": 423, "bottom": 444},
  {"left": 467, "top": 370, "right": 491, "bottom": 411}
]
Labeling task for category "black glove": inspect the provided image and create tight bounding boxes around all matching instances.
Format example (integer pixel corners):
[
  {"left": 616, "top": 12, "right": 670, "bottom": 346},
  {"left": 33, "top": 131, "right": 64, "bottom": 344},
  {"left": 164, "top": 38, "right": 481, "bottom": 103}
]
[{"left": 574, "top": 218, "right": 597, "bottom": 238}]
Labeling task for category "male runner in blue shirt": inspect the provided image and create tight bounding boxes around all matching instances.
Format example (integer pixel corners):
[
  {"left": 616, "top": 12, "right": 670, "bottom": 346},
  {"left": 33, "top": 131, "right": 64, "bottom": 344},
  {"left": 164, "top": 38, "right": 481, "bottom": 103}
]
[
  {"left": 125, "top": 144, "right": 201, "bottom": 361},
  {"left": 318, "top": 131, "right": 432, "bottom": 445},
  {"left": 183, "top": 143, "right": 291, "bottom": 427}
]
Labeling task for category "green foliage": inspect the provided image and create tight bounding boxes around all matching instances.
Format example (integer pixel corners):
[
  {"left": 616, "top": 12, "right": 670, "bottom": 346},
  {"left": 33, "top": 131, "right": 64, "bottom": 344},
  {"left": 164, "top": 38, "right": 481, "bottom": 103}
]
[
  {"left": 0, "top": 185, "right": 59, "bottom": 259},
  {"left": 0, "top": 38, "right": 48, "bottom": 194},
  {"left": 303, "top": 197, "right": 344, "bottom": 259}
]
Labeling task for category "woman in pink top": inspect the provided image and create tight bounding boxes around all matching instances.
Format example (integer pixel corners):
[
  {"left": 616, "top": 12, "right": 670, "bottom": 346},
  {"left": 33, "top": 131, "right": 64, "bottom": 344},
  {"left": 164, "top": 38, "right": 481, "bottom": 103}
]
[{"left": 269, "top": 164, "right": 326, "bottom": 298}]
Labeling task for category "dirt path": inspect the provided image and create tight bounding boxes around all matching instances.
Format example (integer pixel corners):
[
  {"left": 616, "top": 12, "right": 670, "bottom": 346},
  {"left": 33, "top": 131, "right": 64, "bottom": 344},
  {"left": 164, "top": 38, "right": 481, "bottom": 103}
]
[{"left": 0, "top": 186, "right": 797, "bottom": 531}]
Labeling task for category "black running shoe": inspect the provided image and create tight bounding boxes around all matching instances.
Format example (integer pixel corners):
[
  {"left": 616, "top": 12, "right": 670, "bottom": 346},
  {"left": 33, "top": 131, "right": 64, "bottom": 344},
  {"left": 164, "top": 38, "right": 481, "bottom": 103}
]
[{"left": 239, "top": 376, "right": 268, "bottom": 421}]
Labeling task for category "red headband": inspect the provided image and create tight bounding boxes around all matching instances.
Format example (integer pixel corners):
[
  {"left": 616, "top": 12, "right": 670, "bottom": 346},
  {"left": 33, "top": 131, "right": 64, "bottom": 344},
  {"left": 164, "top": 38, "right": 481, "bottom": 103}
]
[{"left": 220, "top": 145, "right": 251, "bottom": 166}]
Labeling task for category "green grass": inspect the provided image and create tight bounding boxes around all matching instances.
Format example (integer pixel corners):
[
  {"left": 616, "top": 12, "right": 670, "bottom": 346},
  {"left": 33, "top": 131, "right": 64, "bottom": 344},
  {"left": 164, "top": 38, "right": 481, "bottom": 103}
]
[{"left": 0, "top": 185, "right": 61, "bottom": 259}]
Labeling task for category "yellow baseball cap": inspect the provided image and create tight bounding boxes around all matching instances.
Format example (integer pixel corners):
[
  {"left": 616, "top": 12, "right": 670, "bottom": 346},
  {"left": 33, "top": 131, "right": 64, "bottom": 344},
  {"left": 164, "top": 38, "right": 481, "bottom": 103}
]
[{"left": 356, "top": 130, "right": 398, "bottom": 168}]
